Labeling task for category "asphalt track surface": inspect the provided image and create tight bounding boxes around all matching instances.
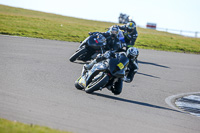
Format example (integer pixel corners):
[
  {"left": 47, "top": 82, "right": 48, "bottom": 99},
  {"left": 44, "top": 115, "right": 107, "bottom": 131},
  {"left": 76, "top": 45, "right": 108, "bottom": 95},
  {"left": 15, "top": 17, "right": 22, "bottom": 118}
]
[{"left": 0, "top": 35, "right": 200, "bottom": 133}]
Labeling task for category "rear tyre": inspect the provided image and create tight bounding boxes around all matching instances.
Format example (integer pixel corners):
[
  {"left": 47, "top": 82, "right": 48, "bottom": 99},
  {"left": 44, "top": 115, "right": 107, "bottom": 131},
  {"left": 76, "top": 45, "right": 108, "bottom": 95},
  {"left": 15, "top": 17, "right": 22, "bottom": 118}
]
[
  {"left": 69, "top": 48, "right": 87, "bottom": 62},
  {"left": 111, "top": 78, "right": 123, "bottom": 95},
  {"left": 85, "top": 75, "right": 109, "bottom": 94}
]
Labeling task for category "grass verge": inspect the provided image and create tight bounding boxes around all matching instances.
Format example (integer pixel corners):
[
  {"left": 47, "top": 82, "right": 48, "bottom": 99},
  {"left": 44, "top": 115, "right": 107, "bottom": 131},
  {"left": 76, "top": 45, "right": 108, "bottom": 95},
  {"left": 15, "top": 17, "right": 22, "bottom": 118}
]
[
  {"left": 0, "top": 4, "right": 200, "bottom": 54},
  {"left": 0, "top": 118, "right": 71, "bottom": 133}
]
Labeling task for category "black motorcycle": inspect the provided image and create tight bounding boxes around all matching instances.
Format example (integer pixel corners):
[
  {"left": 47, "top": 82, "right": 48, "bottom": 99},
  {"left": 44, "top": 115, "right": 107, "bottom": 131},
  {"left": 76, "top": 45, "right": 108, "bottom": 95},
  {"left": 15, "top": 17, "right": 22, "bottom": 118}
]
[
  {"left": 69, "top": 33, "right": 106, "bottom": 62},
  {"left": 75, "top": 52, "right": 129, "bottom": 95}
]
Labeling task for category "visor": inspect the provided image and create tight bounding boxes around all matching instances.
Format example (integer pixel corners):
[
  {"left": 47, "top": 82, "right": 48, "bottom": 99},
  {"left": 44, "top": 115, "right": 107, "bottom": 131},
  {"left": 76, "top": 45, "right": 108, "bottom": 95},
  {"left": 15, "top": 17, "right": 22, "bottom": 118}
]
[
  {"left": 111, "top": 30, "right": 118, "bottom": 35},
  {"left": 128, "top": 26, "right": 134, "bottom": 30}
]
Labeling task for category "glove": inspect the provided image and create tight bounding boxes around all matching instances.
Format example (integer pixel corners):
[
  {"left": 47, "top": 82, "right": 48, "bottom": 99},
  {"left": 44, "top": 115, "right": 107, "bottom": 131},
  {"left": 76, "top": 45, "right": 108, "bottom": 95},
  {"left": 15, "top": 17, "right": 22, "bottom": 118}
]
[
  {"left": 103, "top": 51, "right": 111, "bottom": 58},
  {"left": 124, "top": 31, "right": 128, "bottom": 36},
  {"left": 88, "top": 32, "right": 93, "bottom": 35},
  {"left": 96, "top": 54, "right": 102, "bottom": 59}
]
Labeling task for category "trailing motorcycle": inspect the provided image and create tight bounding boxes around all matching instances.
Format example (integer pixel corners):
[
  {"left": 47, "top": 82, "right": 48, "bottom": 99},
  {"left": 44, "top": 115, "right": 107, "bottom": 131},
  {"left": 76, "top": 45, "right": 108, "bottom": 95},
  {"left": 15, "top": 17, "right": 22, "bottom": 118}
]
[
  {"left": 74, "top": 52, "right": 129, "bottom": 95},
  {"left": 69, "top": 33, "right": 106, "bottom": 62}
]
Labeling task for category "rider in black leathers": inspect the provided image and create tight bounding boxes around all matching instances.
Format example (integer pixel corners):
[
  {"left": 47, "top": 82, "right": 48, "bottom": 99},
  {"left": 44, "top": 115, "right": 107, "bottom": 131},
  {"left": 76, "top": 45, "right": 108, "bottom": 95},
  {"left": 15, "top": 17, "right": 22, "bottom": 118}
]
[
  {"left": 103, "top": 25, "right": 121, "bottom": 52},
  {"left": 84, "top": 47, "right": 139, "bottom": 83},
  {"left": 124, "top": 47, "right": 139, "bottom": 83},
  {"left": 118, "top": 21, "right": 138, "bottom": 50}
]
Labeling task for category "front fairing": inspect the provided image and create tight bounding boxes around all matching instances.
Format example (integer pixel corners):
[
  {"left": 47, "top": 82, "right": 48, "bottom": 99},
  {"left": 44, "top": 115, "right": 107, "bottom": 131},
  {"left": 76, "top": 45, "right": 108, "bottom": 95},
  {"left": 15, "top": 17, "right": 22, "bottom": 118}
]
[
  {"left": 79, "top": 36, "right": 90, "bottom": 49},
  {"left": 85, "top": 61, "right": 108, "bottom": 86},
  {"left": 91, "top": 61, "right": 108, "bottom": 72},
  {"left": 87, "top": 35, "right": 106, "bottom": 50},
  {"left": 108, "top": 56, "right": 129, "bottom": 78}
]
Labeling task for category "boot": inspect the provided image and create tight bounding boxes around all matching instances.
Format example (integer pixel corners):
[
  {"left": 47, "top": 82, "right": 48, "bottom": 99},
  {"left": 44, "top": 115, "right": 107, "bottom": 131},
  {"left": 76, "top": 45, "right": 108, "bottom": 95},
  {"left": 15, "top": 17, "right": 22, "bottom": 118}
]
[
  {"left": 123, "top": 76, "right": 131, "bottom": 83},
  {"left": 84, "top": 60, "right": 97, "bottom": 70}
]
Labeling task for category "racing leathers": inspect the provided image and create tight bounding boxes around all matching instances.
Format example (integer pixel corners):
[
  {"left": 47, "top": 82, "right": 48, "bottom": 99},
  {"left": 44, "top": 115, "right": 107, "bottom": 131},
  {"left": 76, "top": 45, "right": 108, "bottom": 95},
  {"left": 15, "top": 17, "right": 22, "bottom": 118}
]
[
  {"left": 118, "top": 25, "right": 138, "bottom": 49},
  {"left": 124, "top": 58, "right": 138, "bottom": 83},
  {"left": 104, "top": 35, "right": 121, "bottom": 52}
]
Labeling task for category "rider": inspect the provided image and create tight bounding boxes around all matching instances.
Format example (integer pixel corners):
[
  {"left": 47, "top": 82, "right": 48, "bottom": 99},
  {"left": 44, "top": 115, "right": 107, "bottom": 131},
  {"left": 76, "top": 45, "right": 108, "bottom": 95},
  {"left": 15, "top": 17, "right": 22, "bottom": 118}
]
[
  {"left": 104, "top": 25, "right": 121, "bottom": 52},
  {"left": 89, "top": 25, "right": 122, "bottom": 52},
  {"left": 123, "top": 47, "right": 139, "bottom": 83},
  {"left": 118, "top": 21, "right": 138, "bottom": 50},
  {"left": 84, "top": 47, "right": 139, "bottom": 83}
]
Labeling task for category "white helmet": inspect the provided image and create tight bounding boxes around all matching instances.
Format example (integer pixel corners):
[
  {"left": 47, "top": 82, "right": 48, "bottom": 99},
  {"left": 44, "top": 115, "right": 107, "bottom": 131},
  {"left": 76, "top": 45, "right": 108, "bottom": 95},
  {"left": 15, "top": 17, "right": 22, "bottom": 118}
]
[{"left": 126, "top": 47, "right": 139, "bottom": 61}]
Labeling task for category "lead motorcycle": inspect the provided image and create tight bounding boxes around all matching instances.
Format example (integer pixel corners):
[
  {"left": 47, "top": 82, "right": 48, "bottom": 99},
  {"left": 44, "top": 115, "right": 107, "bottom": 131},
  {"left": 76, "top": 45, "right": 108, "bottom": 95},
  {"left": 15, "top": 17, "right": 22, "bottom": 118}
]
[
  {"left": 69, "top": 33, "right": 106, "bottom": 62},
  {"left": 74, "top": 52, "right": 129, "bottom": 95}
]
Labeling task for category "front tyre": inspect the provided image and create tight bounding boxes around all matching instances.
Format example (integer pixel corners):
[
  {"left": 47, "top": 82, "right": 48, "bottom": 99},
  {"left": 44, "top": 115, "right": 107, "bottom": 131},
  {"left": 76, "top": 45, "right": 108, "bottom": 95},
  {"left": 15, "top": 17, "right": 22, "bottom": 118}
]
[
  {"left": 75, "top": 76, "right": 84, "bottom": 90},
  {"left": 69, "top": 48, "right": 87, "bottom": 62},
  {"left": 85, "top": 75, "right": 109, "bottom": 94}
]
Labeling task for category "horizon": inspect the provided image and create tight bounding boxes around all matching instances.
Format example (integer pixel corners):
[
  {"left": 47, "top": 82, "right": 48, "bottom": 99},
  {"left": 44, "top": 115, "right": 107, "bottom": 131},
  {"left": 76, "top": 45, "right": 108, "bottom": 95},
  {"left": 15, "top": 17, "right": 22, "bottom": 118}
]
[{"left": 0, "top": 0, "right": 200, "bottom": 37}]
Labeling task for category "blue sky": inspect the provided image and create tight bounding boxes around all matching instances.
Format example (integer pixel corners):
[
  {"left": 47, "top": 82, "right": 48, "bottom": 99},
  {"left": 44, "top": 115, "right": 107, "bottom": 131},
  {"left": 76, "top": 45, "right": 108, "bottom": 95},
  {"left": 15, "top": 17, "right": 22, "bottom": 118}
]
[{"left": 1, "top": 0, "right": 200, "bottom": 32}]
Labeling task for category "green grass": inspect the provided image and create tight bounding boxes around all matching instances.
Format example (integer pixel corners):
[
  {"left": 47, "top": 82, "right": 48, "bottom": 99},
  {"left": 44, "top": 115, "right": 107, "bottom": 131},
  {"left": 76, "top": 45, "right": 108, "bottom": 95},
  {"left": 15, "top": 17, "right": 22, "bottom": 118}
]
[
  {"left": 0, "top": 118, "right": 71, "bottom": 133},
  {"left": 0, "top": 4, "right": 200, "bottom": 54}
]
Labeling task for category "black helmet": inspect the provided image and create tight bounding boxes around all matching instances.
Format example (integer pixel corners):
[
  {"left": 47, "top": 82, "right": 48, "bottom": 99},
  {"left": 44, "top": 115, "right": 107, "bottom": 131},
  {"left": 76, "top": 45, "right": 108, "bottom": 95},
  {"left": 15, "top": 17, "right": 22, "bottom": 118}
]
[
  {"left": 126, "top": 47, "right": 139, "bottom": 61},
  {"left": 110, "top": 25, "right": 119, "bottom": 38}
]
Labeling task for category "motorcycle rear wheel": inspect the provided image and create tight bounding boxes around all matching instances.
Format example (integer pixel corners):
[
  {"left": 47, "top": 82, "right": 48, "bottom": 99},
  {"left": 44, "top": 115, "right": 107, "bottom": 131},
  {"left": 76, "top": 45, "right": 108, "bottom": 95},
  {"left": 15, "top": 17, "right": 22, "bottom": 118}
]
[
  {"left": 85, "top": 75, "right": 109, "bottom": 94},
  {"left": 69, "top": 48, "right": 87, "bottom": 62}
]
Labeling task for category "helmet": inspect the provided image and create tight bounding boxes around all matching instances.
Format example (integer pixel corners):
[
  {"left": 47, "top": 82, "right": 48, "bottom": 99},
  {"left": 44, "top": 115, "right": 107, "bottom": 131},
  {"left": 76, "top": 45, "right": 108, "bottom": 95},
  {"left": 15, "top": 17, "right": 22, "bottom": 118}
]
[
  {"left": 110, "top": 25, "right": 119, "bottom": 38},
  {"left": 126, "top": 22, "right": 135, "bottom": 32},
  {"left": 126, "top": 47, "right": 139, "bottom": 61},
  {"left": 97, "top": 34, "right": 106, "bottom": 44}
]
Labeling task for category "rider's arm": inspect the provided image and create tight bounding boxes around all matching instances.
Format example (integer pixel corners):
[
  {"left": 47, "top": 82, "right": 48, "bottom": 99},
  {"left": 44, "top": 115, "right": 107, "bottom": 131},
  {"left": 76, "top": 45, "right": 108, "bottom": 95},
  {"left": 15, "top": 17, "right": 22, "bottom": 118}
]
[
  {"left": 118, "top": 25, "right": 126, "bottom": 31},
  {"left": 96, "top": 50, "right": 112, "bottom": 62},
  {"left": 101, "top": 32, "right": 110, "bottom": 38},
  {"left": 130, "top": 28, "right": 138, "bottom": 38}
]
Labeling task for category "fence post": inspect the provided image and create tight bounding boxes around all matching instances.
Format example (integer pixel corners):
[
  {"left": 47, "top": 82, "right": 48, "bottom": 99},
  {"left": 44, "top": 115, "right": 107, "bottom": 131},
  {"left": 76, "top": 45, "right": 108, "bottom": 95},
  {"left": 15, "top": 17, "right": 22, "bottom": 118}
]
[{"left": 195, "top": 32, "right": 198, "bottom": 38}]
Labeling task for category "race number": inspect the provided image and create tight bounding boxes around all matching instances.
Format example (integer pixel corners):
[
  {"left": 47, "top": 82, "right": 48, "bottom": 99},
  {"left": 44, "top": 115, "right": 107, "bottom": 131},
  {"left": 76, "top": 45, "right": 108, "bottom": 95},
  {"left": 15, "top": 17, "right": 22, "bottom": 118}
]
[{"left": 117, "top": 63, "right": 124, "bottom": 69}]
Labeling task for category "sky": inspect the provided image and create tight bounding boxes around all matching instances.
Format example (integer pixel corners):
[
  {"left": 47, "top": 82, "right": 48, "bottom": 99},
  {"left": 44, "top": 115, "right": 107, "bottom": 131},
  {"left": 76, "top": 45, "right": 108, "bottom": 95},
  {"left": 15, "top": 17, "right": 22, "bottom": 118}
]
[{"left": 0, "top": 0, "right": 200, "bottom": 34}]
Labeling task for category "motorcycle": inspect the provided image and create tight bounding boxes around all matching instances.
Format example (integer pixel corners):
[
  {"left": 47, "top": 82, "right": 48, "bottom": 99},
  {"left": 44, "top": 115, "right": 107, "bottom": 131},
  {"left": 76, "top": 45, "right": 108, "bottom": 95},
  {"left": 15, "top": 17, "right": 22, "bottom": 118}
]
[
  {"left": 74, "top": 52, "right": 129, "bottom": 95},
  {"left": 69, "top": 33, "right": 106, "bottom": 62},
  {"left": 118, "top": 13, "right": 132, "bottom": 24}
]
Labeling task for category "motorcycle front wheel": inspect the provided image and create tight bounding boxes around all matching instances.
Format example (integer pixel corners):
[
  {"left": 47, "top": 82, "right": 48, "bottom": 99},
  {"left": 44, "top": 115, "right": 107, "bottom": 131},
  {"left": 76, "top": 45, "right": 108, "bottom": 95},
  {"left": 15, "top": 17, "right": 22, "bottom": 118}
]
[
  {"left": 69, "top": 48, "right": 87, "bottom": 62},
  {"left": 75, "top": 76, "right": 84, "bottom": 90},
  {"left": 85, "top": 75, "right": 109, "bottom": 94}
]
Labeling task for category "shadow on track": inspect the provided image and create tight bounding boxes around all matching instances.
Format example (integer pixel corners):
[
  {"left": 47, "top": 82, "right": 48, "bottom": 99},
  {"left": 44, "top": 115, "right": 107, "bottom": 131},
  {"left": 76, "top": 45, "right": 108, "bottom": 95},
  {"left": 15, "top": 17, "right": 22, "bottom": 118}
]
[
  {"left": 138, "top": 60, "right": 170, "bottom": 69},
  {"left": 71, "top": 60, "right": 170, "bottom": 69},
  {"left": 92, "top": 92, "right": 182, "bottom": 113},
  {"left": 137, "top": 72, "right": 160, "bottom": 79}
]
